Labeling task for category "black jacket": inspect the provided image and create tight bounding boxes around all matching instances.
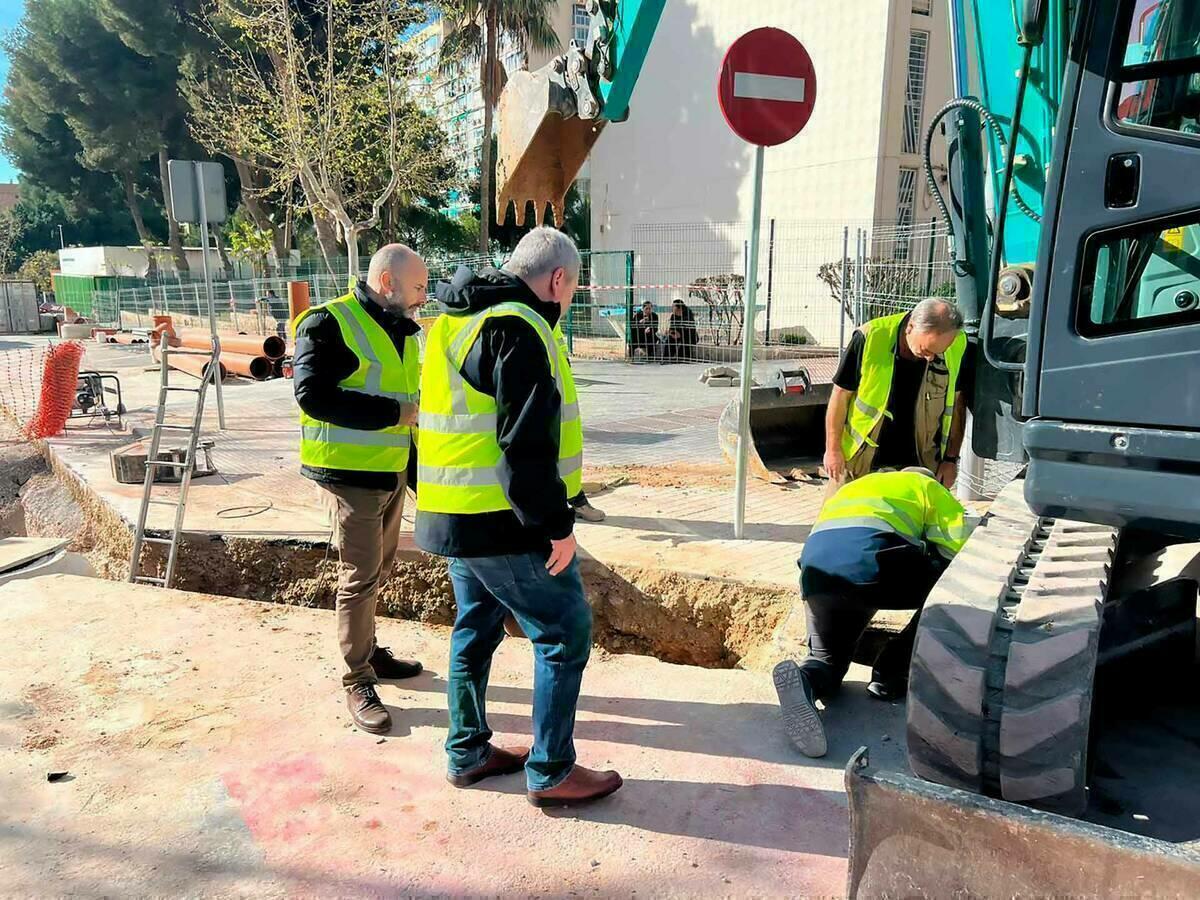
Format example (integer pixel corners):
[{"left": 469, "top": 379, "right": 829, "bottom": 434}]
[
  {"left": 415, "top": 267, "right": 575, "bottom": 558},
  {"left": 293, "top": 280, "right": 421, "bottom": 491}
]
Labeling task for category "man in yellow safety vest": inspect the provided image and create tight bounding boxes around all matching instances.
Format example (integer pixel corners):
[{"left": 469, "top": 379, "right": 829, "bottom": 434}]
[
  {"left": 823, "top": 298, "right": 971, "bottom": 491},
  {"left": 293, "top": 244, "right": 427, "bottom": 735},
  {"left": 774, "top": 468, "right": 972, "bottom": 758},
  {"left": 415, "top": 227, "right": 621, "bottom": 808}
]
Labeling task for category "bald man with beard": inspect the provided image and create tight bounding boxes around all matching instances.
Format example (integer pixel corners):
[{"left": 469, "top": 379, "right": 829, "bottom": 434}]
[{"left": 293, "top": 244, "right": 429, "bottom": 734}]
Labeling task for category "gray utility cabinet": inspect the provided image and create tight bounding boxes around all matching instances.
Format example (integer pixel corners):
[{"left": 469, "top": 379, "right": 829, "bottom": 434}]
[{"left": 0, "top": 281, "right": 41, "bottom": 334}]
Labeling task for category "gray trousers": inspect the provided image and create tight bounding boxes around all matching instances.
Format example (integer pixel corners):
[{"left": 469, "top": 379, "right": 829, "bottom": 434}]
[{"left": 319, "top": 478, "right": 406, "bottom": 687}]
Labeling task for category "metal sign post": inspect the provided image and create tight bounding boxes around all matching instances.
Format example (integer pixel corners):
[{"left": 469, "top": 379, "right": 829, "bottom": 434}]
[
  {"left": 732, "top": 145, "right": 766, "bottom": 539},
  {"left": 718, "top": 28, "right": 818, "bottom": 539},
  {"left": 194, "top": 162, "right": 225, "bottom": 430},
  {"left": 167, "top": 159, "right": 228, "bottom": 430}
]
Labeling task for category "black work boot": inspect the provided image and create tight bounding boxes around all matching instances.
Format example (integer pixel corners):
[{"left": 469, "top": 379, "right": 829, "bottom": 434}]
[
  {"left": 369, "top": 645, "right": 423, "bottom": 680},
  {"left": 346, "top": 683, "right": 391, "bottom": 734},
  {"left": 773, "top": 660, "right": 827, "bottom": 758}
]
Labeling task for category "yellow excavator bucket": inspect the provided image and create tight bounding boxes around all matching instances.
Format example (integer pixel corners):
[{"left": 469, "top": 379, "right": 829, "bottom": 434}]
[{"left": 495, "top": 66, "right": 606, "bottom": 228}]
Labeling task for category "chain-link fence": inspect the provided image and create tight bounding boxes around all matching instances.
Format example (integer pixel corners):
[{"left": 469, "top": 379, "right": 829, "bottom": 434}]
[
  {"left": 621, "top": 219, "right": 955, "bottom": 364},
  {"left": 92, "top": 250, "right": 638, "bottom": 354}
]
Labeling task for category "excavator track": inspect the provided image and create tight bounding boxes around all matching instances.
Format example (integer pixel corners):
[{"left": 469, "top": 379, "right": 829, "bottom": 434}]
[{"left": 907, "top": 480, "right": 1118, "bottom": 814}]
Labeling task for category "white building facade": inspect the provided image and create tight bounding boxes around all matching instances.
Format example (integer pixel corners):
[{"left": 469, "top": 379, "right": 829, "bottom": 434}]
[{"left": 586, "top": 0, "right": 952, "bottom": 345}]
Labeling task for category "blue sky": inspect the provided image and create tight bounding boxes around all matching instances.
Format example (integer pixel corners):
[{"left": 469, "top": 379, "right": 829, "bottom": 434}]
[{"left": 0, "top": 0, "right": 22, "bottom": 183}]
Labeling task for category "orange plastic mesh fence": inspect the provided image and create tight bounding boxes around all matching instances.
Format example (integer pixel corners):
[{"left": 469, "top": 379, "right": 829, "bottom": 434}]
[{"left": 0, "top": 341, "right": 85, "bottom": 439}]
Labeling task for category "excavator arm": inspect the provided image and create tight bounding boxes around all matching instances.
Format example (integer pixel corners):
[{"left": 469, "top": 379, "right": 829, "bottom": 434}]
[{"left": 494, "top": 0, "right": 665, "bottom": 226}]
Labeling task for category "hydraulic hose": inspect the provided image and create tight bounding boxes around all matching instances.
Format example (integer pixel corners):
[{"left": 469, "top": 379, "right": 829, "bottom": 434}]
[{"left": 921, "top": 97, "right": 1042, "bottom": 248}]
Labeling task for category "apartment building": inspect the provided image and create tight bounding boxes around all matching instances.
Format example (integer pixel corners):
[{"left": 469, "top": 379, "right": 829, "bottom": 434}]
[{"left": 406, "top": 3, "right": 592, "bottom": 214}]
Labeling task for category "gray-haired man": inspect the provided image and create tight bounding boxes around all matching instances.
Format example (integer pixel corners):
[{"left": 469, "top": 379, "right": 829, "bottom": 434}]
[
  {"left": 823, "top": 298, "right": 973, "bottom": 490},
  {"left": 416, "top": 227, "right": 622, "bottom": 808}
]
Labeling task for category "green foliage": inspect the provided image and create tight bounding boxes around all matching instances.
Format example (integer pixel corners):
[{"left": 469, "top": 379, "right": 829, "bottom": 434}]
[
  {"left": 779, "top": 333, "right": 810, "bottom": 345},
  {"left": 19, "top": 250, "right": 58, "bottom": 292},
  {"left": 224, "top": 210, "right": 275, "bottom": 274}
]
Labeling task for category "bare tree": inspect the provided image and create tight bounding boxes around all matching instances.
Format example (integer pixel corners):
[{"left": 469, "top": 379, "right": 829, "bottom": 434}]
[{"left": 188, "top": 0, "right": 438, "bottom": 277}]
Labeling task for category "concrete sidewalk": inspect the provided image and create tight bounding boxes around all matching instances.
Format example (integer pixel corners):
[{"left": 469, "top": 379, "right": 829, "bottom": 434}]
[{"left": 1, "top": 575, "right": 906, "bottom": 897}]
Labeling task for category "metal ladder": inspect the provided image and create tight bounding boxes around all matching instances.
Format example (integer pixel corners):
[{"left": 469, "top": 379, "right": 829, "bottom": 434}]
[{"left": 128, "top": 332, "right": 213, "bottom": 588}]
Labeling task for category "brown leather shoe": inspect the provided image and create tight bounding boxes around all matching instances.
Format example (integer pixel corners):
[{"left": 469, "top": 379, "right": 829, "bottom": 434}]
[
  {"left": 528, "top": 765, "right": 623, "bottom": 808},
  {"left": 346, "top": 683, "right": 391, "bottom": 734},
  {"left": 503, "top": 613, "right": 527, "bottom": 639},
  {"left": 447, "top": 744, "right": 531, "bottom": 788}
]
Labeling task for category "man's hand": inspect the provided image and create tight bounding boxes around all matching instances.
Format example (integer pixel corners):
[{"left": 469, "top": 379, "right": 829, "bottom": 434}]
[
  {"left": 823, "top": 447, "right": 846, "bottom": 482},
  {"left": 397, "top": 402, "right": 419, "bottom": 427},
  {"left": 937, "top": 460, "right": 958, "bottom": 489},
  {"left": 546, "top": 534, "right": 577, "bottom": 576}
]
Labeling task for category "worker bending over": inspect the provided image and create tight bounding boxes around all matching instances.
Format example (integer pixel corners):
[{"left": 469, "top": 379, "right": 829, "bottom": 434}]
[
  {"left": 824, "top": 298, "right": 971, "bottom": 491},
  {"left": 774, "top": 468, "right": 971, "bottom": 758},
  {"left": 293, "top": 244, "right": 427, "bottom": 735}
]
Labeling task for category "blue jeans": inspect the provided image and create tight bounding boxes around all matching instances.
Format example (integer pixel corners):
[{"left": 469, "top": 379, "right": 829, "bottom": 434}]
[{"left": 445, "top": 553, "right": 592, "bottom": 791}]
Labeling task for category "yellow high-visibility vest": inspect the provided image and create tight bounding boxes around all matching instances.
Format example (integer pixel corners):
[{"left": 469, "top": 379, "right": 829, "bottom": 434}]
[
  {"left": 812, "top": 470, "right": 970, "bottom": 558},
  {"left": 416, "top": 302, "right": 583, "bottom": 514},
  {"left": 294, "top": 293, "right": 419, "bottom": 472},
  {"left": 841, "top": 311, "right": 966, "bottom": 462}
]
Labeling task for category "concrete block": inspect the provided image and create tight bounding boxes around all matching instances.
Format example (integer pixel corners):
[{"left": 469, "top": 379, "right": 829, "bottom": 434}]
[{"left": 707, "top": 376, "right": 732, "bottom": 387}]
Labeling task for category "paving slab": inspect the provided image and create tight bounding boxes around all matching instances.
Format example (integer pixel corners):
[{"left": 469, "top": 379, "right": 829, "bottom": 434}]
[
  {"left": 0, "top": 537, "right": 70, "bottom": 574},
  {"left": 1, "top": 575, "right": 907, "bottom": 897}
]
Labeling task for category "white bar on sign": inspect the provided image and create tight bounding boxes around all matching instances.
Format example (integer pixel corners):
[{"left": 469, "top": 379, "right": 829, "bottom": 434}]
[{"left": 733, "top": 72, "right": 806, "bottom": 103}]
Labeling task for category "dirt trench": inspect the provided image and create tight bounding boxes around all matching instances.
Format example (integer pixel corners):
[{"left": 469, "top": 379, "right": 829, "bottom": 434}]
[{"left": 3, "top": 428, "right": 794, "bottom": 670}]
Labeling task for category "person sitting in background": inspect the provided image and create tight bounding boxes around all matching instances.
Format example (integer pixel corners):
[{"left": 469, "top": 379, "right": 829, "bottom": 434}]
[
  {"left": 630, "top": 299, "right": 658, "bottom": 361},
  {"left": 663, "top": 299, "right": 698, "bottom": 362}
]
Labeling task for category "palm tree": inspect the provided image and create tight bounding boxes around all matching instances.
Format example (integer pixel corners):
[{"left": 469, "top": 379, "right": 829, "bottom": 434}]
[{"left": 436, "top": 0, "right": 560, "bottom": 252}]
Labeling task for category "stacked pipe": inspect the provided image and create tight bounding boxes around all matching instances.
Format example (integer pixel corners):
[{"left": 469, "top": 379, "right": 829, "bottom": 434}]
[
  {"left": 175, "top": 329, "right": 285, "bottom": 382},
  {"left": 151, "top": 344, "right": 228, "bottom": 382}
]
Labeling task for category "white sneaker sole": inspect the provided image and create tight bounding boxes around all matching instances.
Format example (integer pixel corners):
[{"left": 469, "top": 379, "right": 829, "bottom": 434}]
[{"left": 773, "top": 660, "right": 827, "bottom": 758}]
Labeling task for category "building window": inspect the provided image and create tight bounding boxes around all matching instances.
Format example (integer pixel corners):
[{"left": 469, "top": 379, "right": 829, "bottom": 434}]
[
  {"left": 895, "top": 167, "right": 918, "bottom": 260},
  {"left": 912, "top": 0, "right": 931, "bottom": 14},
  {"left": 903, "top": 30, "right": 930, "bottom": 155},
  {"left": 573, "top": 4, "right": 590, "bottom": 46}
]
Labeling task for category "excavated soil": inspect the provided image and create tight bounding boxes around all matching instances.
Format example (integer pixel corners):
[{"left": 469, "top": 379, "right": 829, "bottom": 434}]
[
  {"left": 3, "top": 428, "right": 794, "bottom": 670},
  {"left": 584, "top": 463, "right": 733, "bottom": 491}
]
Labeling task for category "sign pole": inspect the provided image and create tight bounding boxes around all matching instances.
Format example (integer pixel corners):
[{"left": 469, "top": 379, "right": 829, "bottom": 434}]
[
  {"left": 194, "top": 161, "right": 226, "bottom": 430},
  {"left": 733, "top": 144, "right": 766, "bottom": 539}
]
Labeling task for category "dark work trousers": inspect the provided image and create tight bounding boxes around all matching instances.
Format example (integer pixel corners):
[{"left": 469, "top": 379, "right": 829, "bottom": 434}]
[{"left": 798, "top": 558, "right": 945, "bottom": 700}]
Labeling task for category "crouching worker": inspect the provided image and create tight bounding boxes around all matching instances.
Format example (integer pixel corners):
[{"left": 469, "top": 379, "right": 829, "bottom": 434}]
[{"left": 773, "top": 467, "right": 971, "bottom": 758}]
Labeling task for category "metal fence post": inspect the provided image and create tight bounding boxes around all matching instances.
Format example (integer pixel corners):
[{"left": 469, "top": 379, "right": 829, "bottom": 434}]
[
  {"left": 923, "top": 225, "right": 937, "bottom": 296},
  {"left": 839, "top": 226, "right": 849, "bottom": 351},
  {"left": 764, "top": 218, "right": 775, "bottom": 344},
  {"left": 624, "top": 250, "right": 634, "bottom": 359},
  {"left": 854, "top": 228, "right": 864, "bottom": 325}
]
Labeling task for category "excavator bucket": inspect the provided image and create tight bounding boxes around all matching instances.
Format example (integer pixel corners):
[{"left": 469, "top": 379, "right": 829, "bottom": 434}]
[
  {"left": 717, "top": 367, "right": 832, "bottom": 484},
  {"left": 845, "top": 748, "right": 1200, "bottom": 898},
  {"left": 495, "top": 66, "right": 606, "bottom": 227}
]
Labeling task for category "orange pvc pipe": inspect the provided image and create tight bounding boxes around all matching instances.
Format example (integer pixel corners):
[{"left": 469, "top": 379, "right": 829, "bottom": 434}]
[
  {"left": 221, "top": 351, "right": 273, "bottom": 381},
  {"left": 153, "top": 346, "right": 228, "bottom": 382},
  {"left": 177, "top": 329, "right": 286, "bottom": 361},
  {"left": 288, "top": 281, "right": 310, "bottom": 324}
]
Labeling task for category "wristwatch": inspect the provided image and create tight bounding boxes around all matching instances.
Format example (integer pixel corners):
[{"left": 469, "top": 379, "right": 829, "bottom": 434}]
[{"left": 942, "top": 455, "right": 960, "bottom": 464}]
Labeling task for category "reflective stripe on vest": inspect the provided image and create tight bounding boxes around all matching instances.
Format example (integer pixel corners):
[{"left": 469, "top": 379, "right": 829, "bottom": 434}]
[
  {"left": 416, "top": 302, "right": 583, "bottom": 514},
  {"left": 840, "top": 312, "right": 965, "bottom": 461},
  {"left": 294, "top": 293, "right": 419, "bottom": 473},
  {"left": 812, "top": 470, "right": 970, "bottom": 556}
]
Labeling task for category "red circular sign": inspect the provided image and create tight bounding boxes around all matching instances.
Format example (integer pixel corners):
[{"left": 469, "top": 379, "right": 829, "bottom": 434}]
[{"left": 718, "top": 28, "right": 817, "bottom": 147}]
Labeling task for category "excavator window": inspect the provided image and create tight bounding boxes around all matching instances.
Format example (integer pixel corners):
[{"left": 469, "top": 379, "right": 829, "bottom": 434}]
[
  {"left": 1115, "top": 0, "right": 1200, "bottom": 136},
  {"left": 1079, "top": 216, "right": 1200, "bottom": 335}
]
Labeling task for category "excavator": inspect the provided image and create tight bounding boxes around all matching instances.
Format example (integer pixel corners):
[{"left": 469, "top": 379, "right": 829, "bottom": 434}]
[{"left": 495, "top": 0, "right": 1200, "bottom": 894}]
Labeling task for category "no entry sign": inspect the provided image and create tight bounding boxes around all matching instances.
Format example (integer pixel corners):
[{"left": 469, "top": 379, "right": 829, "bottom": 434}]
[{"left": 718, "top": 28, "right": 817, "bottom": 147}]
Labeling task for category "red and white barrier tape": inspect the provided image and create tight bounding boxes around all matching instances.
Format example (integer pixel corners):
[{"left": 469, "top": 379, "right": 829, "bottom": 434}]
[{"left": 581, "top": 283, "right": 738, "bottom": 293}]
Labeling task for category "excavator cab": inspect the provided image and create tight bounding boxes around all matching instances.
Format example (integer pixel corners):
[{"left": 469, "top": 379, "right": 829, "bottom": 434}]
[
  {"left": 848, "top": 1, "right": 1200, "bottom": 895},
  {"left": 1018, "top": 0, "right": 1200, "bottom": 534}
]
